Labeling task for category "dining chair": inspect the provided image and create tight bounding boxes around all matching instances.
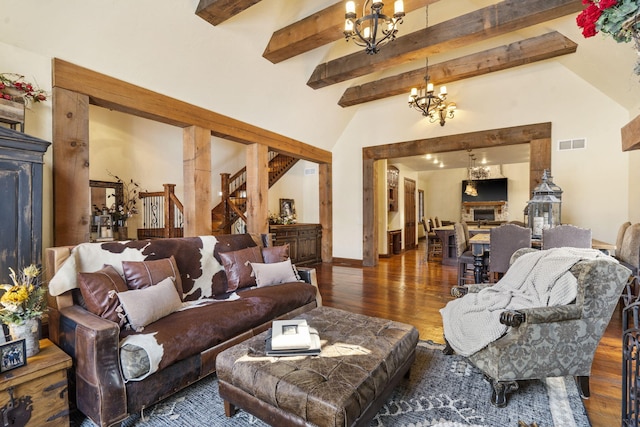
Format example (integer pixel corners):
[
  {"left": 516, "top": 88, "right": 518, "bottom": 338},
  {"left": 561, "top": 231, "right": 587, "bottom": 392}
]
[
  {"left": 488, "top": 223, "right": 532, "bottom": 282},
  {"left": 542, "top": 224, "right": 591, "bottom": 249},
  {"left": 618, "top": 224, "right": 640, "bottom": 307},
  {"left": 421, "top": 218, "right": 430, "bottom": 261},
  {"left": 428, "top": 222, "right": 442, "bottom": 261},
  {"left": 616, "top": 221, "right": 632, "bottom": 258},
  {"left": 454, "top": 222, "right": 474, "bottom": 286},
  {"left": 435, "top": 217, "right": 442, "bottom": 228},
  {"left": 508, "top": 220, "right": 526, "bottom": 227}
]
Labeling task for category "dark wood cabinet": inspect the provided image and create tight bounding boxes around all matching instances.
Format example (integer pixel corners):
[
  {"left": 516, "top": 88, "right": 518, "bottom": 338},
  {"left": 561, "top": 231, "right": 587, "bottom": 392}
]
[
  {"left": 269, "top": 223, "right": 322, "bottom": 265},
  {"left": 0, "top": 127, "right": 50, "bottom": 283}
]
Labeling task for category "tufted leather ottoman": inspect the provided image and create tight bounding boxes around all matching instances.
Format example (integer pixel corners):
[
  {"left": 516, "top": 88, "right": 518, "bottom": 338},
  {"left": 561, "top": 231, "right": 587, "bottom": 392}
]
[{"left": 216, "top": 306, "right": 419, "bottom": 427}]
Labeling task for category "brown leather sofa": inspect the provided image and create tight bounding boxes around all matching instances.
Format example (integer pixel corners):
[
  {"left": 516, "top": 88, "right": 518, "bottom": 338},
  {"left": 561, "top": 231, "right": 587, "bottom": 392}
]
[{"left": 45, "top": 234, "right": 321, "bottom": 427}]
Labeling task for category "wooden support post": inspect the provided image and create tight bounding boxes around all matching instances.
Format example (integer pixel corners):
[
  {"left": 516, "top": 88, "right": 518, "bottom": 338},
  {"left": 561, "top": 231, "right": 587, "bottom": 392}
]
[
  {"left": 183, "top": 126, "right": 212, "bottom": 237},
  {"left": 220, "top": 173, "right": 231, "bottom": 234},
  {"left": 246, "top": 144, "right": 268, "bottom": 234},
  {"left": 622, "top": 114, "right": 640, "bottom": 151},
  {"left": 319, "top": 163, "right": 332, "bottom": 263},
  {"left": 52, "top": 87, "right": 90, "bottom": 246},
  {"left": 163, "top": 184, "right": 176, "bottom": 237},
  {"left": 529, "top": 138, "right": 552, "bottom": 194},
  {"left": 363, "top": 158, "right": 378, "bottom": 267}
]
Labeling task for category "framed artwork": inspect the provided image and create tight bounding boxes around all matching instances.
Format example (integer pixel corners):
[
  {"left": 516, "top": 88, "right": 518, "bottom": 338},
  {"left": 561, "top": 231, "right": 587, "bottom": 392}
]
[
  {"left": 0, "top": 339, "right": 26, "bottom": 372},
  {"left": 279, "top": 199, "right": 295, "bottom": 218}
]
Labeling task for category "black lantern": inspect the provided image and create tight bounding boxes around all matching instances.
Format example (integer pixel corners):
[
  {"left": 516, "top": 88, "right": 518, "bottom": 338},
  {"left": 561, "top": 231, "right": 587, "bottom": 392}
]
[{"left": 527, "top": 170, "right": 562, "bottom": 238}]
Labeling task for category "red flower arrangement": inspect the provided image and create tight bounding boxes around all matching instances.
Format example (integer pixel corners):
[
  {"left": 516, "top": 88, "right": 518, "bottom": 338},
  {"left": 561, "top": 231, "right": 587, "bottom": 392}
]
[
  {"left": 0, "top": 73, "right": 48, "bottom": 106},
  {"left": 577, "top": 0, "right": 640, "bottom": 40},
  {"left": 577, "top": 0, "right": 640, "bottom": 73}
]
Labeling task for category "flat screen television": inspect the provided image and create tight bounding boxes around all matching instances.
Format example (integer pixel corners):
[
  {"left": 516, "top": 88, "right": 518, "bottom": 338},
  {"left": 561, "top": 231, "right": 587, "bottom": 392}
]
[{"left": 461, "top": 178, "right": 508, "bottom": 202}]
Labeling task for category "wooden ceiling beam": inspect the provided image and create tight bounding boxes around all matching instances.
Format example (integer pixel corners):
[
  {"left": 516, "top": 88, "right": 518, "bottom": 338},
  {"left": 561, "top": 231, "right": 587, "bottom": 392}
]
[
  {"left": 308, "top": 0, "right": 583, "bottom": 89},
  {"left": 363, "top": 122, "right": 552, "bottom": 160},
  {"left": 196, "top": 0, "right": 263, "bottom": 26},
  {"left": 622, "top": 114, "right": 640, "bottom": 151},
  {"left": 339, "top": 32, "right": 578, "bottom": 107},
  {"left": 262, "top": 0, "right": 436, "bottom": 64},
  {"left": 52, "top": 58, "right": 331, "bottom": 164}
]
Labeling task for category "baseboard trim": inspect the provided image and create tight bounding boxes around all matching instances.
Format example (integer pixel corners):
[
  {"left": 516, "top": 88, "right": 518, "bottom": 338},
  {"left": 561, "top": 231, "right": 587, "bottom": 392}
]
[{"left": 330, "top": 258, "right": 364, "bottom": 268}]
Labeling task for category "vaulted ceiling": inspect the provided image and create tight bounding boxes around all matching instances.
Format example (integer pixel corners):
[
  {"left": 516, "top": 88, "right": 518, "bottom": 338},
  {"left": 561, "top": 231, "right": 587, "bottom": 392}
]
[
  {"left": 190, "top": 0, "right": 640, "bottom": 169},
  {"left": 195, "top": 0, "right": 584, "bottom": 109}
]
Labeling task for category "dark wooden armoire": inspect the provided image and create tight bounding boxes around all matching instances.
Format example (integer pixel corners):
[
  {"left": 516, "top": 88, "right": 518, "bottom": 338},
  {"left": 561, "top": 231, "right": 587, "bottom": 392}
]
[{"left": 0, "top": 127, "right": 50, "bottom": 283}]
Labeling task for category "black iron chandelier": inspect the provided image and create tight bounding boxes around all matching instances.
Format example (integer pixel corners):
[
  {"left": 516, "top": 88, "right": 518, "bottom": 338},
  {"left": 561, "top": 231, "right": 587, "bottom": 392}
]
[
  {"left": 407, "top": 4, "right": 456, "bottom": 125},
  {"left": 344, "top": 1, "right": 405, "bottom": 55}
]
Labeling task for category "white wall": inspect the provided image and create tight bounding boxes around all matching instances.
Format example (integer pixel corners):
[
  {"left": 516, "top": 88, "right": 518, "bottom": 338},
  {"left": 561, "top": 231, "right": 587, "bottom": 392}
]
[
  {"left": 629, "top": 149, "right": 640, "bottom": 224},
  {"left": 268, "top": 160, "right": 319, "bottom": 224}
]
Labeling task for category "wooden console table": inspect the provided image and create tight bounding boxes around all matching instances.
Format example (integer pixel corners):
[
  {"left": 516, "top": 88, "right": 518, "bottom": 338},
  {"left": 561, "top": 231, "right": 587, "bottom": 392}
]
[{"left": 269, "top": 223, "right": 322, "bottom": 265}]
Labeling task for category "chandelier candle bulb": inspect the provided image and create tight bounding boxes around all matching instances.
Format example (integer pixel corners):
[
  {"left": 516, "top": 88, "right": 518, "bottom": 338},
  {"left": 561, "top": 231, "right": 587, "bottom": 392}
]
[
  {"left": 394, "top": 1, "right": 404, "bottom": 15},
  {"left": 440, "top": 86, "right": 447, "bottom": 95},
  {"left": 345, "top": 20, "right": 353, "bottom": 32},
  {"left": 410, "top": 88, "right": 418, "bottom": 97},
  {"left": 346, "top": 1, "right": 355, "bottom": 14},
  {"left": 427, "top": 83, "right": 434, "bottom": 93}
]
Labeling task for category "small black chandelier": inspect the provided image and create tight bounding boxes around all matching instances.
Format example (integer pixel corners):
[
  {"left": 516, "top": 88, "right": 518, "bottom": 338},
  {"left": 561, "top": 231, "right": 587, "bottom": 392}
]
[
  {"left": 407, "top": 4, "right": 456, "bottom": 125},
  {"left": 344, "top": 1, "right": 405, "bottom": 55},
  {"left": 408, "top": 74, "right": 457, "bottom": 126}
]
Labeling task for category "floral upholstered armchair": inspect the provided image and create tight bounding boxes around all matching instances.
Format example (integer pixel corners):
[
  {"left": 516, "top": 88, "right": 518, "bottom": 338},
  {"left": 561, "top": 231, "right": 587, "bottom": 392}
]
[{"left": 446, "top": 248, "right": 630, "bottom": 407}]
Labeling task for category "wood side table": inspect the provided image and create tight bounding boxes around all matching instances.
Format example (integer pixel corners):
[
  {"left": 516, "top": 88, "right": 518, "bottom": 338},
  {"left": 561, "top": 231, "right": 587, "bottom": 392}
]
[{"left": 0, "top": 339, "right": 72, "bottom": 426}]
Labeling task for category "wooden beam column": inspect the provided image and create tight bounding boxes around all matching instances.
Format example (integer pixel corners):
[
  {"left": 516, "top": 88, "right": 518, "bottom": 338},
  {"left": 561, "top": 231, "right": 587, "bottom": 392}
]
[
  {"left": 246, "top": 144, "right": 269, "bottom": 234},
  {"left": 529, "top": 138, "right": 552, "bottom": 193},
  {"left": 319, "top": 163, "right": 333, "bottom": 262},
  {"left": 183, "top": 126, "right": 212, "bottom": 236},
  {"left": 52, "top": 87, "right": 90, "bottom": 246},
  {"left": 363, "top": 158, "right": 377, "bottom": 267},
  {"left": 622, "top": 114, "right": 640, "bottom": 151}
]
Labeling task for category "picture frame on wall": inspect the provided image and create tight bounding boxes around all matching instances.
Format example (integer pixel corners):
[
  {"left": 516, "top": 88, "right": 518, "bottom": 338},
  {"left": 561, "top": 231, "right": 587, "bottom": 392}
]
[
  {"left": 280, "top": 199, "right": 295, "bottom": 218},
  {"left": 0, "top": 339, "right": 26, "bottom": 372}
]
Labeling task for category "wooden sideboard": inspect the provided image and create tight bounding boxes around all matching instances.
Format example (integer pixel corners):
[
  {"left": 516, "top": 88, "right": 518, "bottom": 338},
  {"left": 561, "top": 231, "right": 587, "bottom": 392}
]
[{"left": 268, "top": 223, "right": 322, "bottom": 265}]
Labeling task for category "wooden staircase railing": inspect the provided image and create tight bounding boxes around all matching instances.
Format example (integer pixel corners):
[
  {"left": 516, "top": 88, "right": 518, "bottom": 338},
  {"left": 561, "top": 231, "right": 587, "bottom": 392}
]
[
  {"left": 137, "top": 152, "right": 299, "bottom": 238},
  {"left": 212, "top": 152, "right": 299, "bottom": 234},
  {"left": 137, "top": 184, "right": 184, "bottom": 239}
]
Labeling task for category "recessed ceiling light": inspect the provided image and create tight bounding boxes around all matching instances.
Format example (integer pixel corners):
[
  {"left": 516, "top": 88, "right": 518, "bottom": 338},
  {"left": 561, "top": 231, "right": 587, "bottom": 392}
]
[
  {"left": 433, "top": 159, "right": 438, "bottom": 164},
  {"left": 425, "top": 154, "right": 432, "bottom": 160},
  {"left": 439, "top": 162, "right": 444, "bottom": 168}
]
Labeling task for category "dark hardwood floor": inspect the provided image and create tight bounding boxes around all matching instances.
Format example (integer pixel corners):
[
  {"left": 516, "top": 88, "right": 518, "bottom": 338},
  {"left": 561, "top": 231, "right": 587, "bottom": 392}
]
[{"left": 314, "top": 240, "right": 622, "bottom": 427}]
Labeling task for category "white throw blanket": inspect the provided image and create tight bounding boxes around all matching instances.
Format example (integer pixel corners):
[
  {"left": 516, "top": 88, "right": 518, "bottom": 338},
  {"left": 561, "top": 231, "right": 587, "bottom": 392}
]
[{"left": 440, "top": 247, "right": 609, "bottom": 357}]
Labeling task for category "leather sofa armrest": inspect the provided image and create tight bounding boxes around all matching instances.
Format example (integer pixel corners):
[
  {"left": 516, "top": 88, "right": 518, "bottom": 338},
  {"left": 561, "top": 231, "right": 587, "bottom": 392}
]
[
  {"left": 296, "top": 267, "right": 322, "bottom": 307},
  {"left": 57, "top": 305, "right": 128, "bottom": 427}
]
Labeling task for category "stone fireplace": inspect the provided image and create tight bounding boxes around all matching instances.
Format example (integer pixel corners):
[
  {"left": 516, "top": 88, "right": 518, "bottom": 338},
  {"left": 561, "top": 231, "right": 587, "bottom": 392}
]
[{"left": 461, "top": 201, "right": 508, "bottom": 222}]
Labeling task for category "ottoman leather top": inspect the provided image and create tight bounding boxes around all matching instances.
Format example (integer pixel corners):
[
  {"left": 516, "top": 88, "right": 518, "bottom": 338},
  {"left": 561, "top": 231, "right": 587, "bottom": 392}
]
[{"left": 216, "top": 306, "right": 419, "bottom": 427}]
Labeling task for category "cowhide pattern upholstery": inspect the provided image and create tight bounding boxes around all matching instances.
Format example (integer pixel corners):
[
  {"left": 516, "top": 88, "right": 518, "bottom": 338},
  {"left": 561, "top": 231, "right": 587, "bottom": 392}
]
[
  {"left": 49, "top": 234, "right": 318, "bottom": 381},
  {"left": 49, "top": 234, "right": 259, "bottom": 300}
]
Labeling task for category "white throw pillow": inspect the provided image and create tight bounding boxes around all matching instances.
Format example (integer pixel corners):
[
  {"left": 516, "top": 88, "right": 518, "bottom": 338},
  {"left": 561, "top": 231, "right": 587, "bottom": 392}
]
[
  {"left": 117, "top": 277, "right": 182, "bottom": 331},
  {"left": 250, "top": 259, "right": 301, "bottom": 287}
]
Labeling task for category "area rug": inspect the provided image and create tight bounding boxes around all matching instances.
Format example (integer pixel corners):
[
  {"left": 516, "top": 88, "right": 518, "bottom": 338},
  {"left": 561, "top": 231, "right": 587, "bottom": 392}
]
[{"left": 73, "top": 340, "right": 590, "bottom": 426}]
